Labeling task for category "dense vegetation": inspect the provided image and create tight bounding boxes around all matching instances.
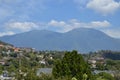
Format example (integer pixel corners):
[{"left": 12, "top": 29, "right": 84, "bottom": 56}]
[
  {"left": 88, "top": 50, "right": 120, "bottom": 60},
  {"left": 102, "top": 50, "right": 120, "bottom": 60},
  {"left": 95, "top": 72, "right": 115, "bottom": 80},
  {"left": 52, "top": 50, "right": 93, "bottom": 80}
]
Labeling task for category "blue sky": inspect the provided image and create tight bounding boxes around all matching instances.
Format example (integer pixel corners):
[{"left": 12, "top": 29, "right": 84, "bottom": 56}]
[{"left": 0, "top": 0, "right": 120, "bottom": 38}]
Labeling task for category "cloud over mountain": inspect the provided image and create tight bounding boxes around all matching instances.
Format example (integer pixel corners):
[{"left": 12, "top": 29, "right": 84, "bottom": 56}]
[
  {"left": 0, "top": 31, "right": 15, "bottom": 37},
  {"left": 1, "top": 19, "right": 113, "bottom": 37},
  {"left": 48, "top": 19, "right": 110, "bottom": 32},
  {"left": 5, "top": 21, "right": 39, "bottom": 32}
]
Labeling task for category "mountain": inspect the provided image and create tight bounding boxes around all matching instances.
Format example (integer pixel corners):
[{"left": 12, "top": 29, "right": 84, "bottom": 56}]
[{"left": 0, "top": 28, "right": 120, "bottom": 52}]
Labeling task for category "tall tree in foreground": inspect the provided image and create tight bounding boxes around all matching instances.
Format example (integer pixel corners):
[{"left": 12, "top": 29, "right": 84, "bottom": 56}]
[{"left": 52, "top": 50, "right": 93, "bottom": 80}]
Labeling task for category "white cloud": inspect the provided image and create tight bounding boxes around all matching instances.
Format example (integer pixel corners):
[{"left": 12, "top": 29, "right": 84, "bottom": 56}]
[
  {"left": 47, "top": 19, "right": 110, "bottom": 32},
  {"left": 48, "top": 20, "right": 71, "bottom": 32},
  {"left": 74, "top": 20, "right": 110, "bottom": 28},
  {"left": 48, "top": 20, "right": 66, "bottom": 27},
  {"left": 0, "top": 31, "right": 15, "bottom": 37},
  {"left": 90, "top": 20, "right": 110, "bottom": 27},
  {"left": 5, "top": 22, "right": 39, "bottom": 32},
  {"left": 87, "top": 0, "right": 120, "bottom": 15},
  {"left": 102, "top": 29, "right": 120, "bottom": 38}
]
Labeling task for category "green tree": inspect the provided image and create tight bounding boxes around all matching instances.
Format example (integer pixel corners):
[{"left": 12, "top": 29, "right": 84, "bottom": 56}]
[
  {"left": 96, "top": 72, "right": 115, "bottom": 80},
  {"left": 24, "top": 69, "right": 39, "bottom": 80},
  {"left": 72, "top": 77, "right": 77, "bottom": 80},
  {"left": 52, "top": 50, "right": 93, "bottom": 80},
  {"left": 0, "top": 65, "right": 4, "bottom": 74},
  {"left": 83, "top": 73, "right": 88, "bottom": 80}
]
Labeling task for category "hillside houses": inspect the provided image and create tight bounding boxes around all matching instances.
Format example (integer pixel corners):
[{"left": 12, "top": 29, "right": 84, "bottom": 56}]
[
  {"left": 0, "top": 59, "right": 6, "bottom": 65},
  {"left": 88, "top": 57, "right": 105, "bottom": 69}
]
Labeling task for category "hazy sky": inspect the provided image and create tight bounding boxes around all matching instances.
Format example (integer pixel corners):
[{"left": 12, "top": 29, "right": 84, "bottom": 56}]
[{"left": 0, "top": 0, "right": 120, "bottom": 38}]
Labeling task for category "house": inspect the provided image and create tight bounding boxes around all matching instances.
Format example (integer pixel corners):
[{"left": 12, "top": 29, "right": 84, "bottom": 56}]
[
  {"left": 39, "top": 59, "right": 46, "bottom": 64},
  {"left": 5, "top": 45, "right": 13, "bottom": 49},
  {"left": 50, "top": 56, "right": 53, "bottom": 60},
  {"left": 88, "top": 57, "right": 105, "bottom": 69},
  {"left": 0, "top": 71, "right": 14, "bottom": 80},
  {"left": 13, "top": 47, "right": 20, "bottom": 52},
  {"left": 37, "top": 54, "right": 44, "bottom": 59},
  {"left": 93, "top": 70, "right": 115, "bottom": 77},
  {"left": 88, "top": 60, "right": 96, "bottom": 64},
  {"left": 0, "top": 60, "right": 6, "bottom": 65},
  {"left": 96, "top": 57, "right": 105, "bottom": 65},
  {"left": 36, "top": 68, "right": 52, "bottom": 76},
  {"left": 0, "top": 75, "right": 13, "bottom": 80},
  {"left": 6, "top": 50, "right": 11, "bottom": 55},
  {"left": 88, "top": 59, "right": 96, "bottom": 68},
  {"left": 24, "top": 48, "right": 33, "bottom": 53},
  {"left": 0, "top": 44, "right": 4, "bottom": 47}
]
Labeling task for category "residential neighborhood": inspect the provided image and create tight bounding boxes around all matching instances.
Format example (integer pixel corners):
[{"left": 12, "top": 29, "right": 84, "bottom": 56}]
[{"left": 0, "top": 42, "right": 120, "bottom": 80}]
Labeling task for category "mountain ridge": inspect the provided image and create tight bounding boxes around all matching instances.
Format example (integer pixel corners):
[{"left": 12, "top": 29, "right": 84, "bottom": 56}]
[{"left": 0, "top": 28, "right": 120, "bottom": 52}]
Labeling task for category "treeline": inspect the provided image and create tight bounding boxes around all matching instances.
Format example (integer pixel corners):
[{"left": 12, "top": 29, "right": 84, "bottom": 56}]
[
  {"left": 89, "top": 50, "right": 120, "bottom": 60},
  {"left": 102, "top": 50, "right": 120, "bottom": 60}
]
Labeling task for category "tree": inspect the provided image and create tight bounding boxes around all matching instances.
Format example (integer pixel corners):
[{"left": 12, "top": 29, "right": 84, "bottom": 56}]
[
  {"left": 52, "top": 50, "right": 93, "bottom": 80},
  {"left": 72, "top": 77, "right": 77, "bottom": 80},
  {"left": 83, "top": 73, "right": 88, "bottom": 80},
  {"left": 96, "top": 72, "right": 115, "bottom": 80},
  {"left": 0, "top": 65, "right": 4, "bottom": 74}
]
